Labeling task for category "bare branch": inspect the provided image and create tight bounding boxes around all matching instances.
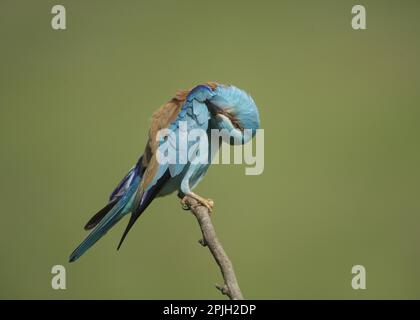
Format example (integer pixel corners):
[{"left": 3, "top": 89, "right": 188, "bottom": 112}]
[{"left": 185, "top": 196, "right": 244, "bottom": 300}]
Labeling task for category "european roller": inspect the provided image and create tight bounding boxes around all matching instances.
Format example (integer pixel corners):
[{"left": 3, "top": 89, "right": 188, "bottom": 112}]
[{"left": 69, "top": 82, "right": 260, "bottom": 262}]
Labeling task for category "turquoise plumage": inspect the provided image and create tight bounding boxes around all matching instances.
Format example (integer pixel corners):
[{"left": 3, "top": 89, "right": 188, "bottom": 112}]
[{"left": 69, "top": 82, "right": 260, "bottom": 262}]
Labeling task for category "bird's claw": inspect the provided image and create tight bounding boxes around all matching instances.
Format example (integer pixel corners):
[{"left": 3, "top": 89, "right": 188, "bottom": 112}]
[
  {"left": 181, "top": 194, "right": 214, "bottom": 213},
  {"left": 180, "top": 197, "right": 190, "bottom": 210},
  {"left": 197, "top": 198, "right": 214, "bottom": 213}
]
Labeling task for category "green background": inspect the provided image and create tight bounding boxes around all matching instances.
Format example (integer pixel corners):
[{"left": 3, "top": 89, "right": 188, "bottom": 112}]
[{"left": 1, "top": 0, "right": 419, "bottom": 299}]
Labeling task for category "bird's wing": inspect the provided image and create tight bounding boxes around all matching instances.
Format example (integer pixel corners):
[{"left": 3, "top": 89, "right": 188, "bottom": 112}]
[
  {"left": 143, "top": 85, "right": 215, "bottom": 191},
  {"left": 116, "top": 83, "right": 217, "bottom": 248}
]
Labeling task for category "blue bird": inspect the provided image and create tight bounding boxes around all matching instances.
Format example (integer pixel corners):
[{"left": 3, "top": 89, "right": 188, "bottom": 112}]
[{"left": 69, "top": 82, "right": 260, "bottom": 262}]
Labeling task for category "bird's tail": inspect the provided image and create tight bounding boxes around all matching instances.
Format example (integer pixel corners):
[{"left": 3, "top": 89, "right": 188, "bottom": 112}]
[
  {"left": 69, "top": 156, "right": 172, "bottom": 262},
  {"left": 69, "top": 172, "right": 141, "bottom": 263}
]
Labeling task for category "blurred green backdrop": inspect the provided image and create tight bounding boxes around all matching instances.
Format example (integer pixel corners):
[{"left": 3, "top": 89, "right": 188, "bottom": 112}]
[{"left": 0, "top": 0, "right": 419, "bottom": 299}]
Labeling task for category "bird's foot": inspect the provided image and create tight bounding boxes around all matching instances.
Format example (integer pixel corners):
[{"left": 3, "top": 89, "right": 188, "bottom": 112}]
[
  {"left": 181, "top": 192, "right": 214, "bottom": 213},
  {"left": 180, "top": 196, "right": 190, "bottom": 211}
]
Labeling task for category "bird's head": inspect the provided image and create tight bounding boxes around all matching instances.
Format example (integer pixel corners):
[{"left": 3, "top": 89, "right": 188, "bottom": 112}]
[{"left": 206, "top": 84, "right": 260, "bottom": 145}]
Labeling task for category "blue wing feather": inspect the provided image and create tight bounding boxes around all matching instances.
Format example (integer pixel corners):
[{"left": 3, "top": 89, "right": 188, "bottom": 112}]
[{"left": 144, "top": 85, "right": 215, "bottom": 192}]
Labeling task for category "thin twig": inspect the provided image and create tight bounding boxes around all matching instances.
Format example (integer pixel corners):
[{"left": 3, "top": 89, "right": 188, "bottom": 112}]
[{"left": 186, "top": 196, "right": 244, "bottom": 300}]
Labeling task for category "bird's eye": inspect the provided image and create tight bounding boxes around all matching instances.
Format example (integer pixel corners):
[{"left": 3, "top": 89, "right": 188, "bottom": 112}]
[{"left": 225, "top": 111, "right": 243, "bottom": 131}]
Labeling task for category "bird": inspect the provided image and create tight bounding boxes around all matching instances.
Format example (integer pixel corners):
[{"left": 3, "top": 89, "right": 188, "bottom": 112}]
[{"left": 69, "top": 82, "right": 260, "bottom": 262}]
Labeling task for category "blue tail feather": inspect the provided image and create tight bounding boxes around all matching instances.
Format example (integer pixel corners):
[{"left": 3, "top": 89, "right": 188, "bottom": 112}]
[{"left": 69, "top": 175, "right": 141, "bottom": 262}]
